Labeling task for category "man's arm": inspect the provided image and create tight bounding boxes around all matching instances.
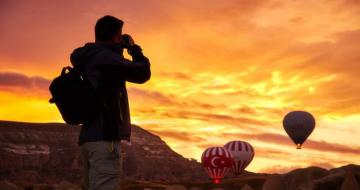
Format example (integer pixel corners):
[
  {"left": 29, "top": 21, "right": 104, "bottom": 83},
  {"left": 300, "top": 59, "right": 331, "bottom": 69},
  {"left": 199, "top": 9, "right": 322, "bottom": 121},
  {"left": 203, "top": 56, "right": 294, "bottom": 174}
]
[
  {"left": 123, "top": 44, "right": 151, "bottom": 83},
  {"left": 97, "top": 44, "right": 151, "bottom": 84}
]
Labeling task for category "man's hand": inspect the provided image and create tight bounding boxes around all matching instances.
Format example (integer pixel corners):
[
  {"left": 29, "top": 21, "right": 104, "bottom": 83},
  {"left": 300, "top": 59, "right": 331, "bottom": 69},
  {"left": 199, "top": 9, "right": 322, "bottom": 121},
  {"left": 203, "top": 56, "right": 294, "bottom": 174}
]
[
  {"left": 122, "top": 34, "right": 135, "bottom": 48},
  {"left": 127, "top": 35, "right": 135, "bottom": 47}
]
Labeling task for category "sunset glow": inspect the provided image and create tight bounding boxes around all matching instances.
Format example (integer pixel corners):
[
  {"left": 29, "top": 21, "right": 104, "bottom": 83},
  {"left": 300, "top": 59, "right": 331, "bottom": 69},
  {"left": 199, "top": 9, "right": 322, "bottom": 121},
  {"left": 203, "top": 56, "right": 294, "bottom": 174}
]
[{"left": 1, "top": 0, "right": 359, "bottom": 173}]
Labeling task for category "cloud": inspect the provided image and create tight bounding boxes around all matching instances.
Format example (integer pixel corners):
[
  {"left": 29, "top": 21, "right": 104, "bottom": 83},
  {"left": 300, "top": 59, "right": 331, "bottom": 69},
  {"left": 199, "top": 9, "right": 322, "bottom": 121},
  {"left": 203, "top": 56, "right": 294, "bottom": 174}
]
[
  {"left": 148, "top": 129, "right": 206, "bottom": 142},
  {"left": 157, "top": 72, "right": 193, "bottom": 81},
  {"left": 235, "top": 106, "right": 258, "bottom": 115},
  {"left": 305, "top": 139, "right": 360, "bottom": 155},
  {"left": 274, "top": 29, "right": 360, "bottom": 115},
  {"left": 255, "top": 148, "right": 290, "bottom": 157},
  {"left": 128, "top": 87, "right": 176, "bottom": 105},
  {"left": 0, "top": 0, "right": 174, "bottom": 66},
  {"left": 226, "top": 132, "right": 360, "bottom": 155},
  {"left": 0, "top": 71, "right": 50, "bottom": 91},
  {"left": 0, "top": 0, "right": 268, "bottom": 66},
  {"left": 163, "top": 110, "right": 269, "bottom": 127}
]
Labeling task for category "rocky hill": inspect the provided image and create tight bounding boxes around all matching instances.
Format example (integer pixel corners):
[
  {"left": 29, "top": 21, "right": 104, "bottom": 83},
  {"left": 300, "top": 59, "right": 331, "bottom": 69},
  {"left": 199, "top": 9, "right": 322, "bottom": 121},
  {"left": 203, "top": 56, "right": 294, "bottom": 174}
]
[
  {"left": 0, "top": 120, "right": 206, "bottom": 187},
  {"left": 282, "top": 165, "right": 360, "bottom": 190}
]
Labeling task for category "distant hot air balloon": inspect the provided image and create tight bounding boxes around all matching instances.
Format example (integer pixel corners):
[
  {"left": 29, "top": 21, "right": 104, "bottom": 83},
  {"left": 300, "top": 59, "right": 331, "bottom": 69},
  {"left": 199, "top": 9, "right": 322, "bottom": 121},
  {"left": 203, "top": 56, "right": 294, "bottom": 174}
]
[
  {"left": 283, "top": 111, "right": 315, "bottom": 149},
  {"left": 201, "top": 147, "right": 234, "bottom": 184},
  {"left": 224, "top": 141, "right": 255, "bottom": 175}
]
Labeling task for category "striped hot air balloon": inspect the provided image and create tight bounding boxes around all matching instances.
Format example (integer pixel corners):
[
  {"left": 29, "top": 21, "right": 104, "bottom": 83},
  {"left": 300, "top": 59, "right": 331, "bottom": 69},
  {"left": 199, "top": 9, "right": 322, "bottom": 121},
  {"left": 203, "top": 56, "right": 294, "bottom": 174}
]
[
  {"left": 201, "top": 147, "right": 234, "bottom": 184},
  {"left": 224, "top": 141, "right": 254, "bottom": 175}
]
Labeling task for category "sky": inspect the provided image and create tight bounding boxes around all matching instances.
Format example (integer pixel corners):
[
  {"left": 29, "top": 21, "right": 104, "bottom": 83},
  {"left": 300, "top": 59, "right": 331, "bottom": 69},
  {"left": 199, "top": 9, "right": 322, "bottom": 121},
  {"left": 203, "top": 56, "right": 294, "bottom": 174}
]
[{"left": 0, "top": 0, "right": 359, "bottom": 173}]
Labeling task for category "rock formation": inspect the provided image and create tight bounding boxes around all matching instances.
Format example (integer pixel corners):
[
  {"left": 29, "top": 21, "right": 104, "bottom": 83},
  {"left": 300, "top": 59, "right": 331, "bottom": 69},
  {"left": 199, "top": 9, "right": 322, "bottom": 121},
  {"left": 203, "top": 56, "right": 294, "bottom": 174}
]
[
  {"left": 241, "top": 184, "right": 253, "bottom": 190},
  {"left": 262, "top": 175, "right": 285, "bottom": 190},
  {"left": 341, "top": 171, "right": 359, "bottom": 190}
]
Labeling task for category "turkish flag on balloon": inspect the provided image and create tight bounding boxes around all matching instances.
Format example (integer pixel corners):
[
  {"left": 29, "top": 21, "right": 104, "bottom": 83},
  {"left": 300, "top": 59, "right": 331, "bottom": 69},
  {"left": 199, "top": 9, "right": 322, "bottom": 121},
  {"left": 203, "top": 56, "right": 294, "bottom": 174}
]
[{"left": 201, "top": 147, "right": 234, "bottom": 184}]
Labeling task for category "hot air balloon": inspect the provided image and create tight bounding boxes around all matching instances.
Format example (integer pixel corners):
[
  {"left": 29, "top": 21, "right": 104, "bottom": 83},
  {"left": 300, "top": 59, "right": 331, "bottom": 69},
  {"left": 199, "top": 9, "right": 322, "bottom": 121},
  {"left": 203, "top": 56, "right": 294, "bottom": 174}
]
[
  {"left": 283, "top": 111, "right": 315, "bottom": 149},
  {"left": 224, "top": 141, "right": 254, "bottom": 175},
  {"left": 201, "top": 147, "right": 234, "bottom": 184}
]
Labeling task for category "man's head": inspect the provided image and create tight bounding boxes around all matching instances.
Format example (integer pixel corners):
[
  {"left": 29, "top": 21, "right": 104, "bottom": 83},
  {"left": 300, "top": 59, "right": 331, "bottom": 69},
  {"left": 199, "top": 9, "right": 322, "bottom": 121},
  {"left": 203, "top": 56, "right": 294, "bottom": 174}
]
[{"left": 95, "top": 15, "right": 123, "bottom": 43}]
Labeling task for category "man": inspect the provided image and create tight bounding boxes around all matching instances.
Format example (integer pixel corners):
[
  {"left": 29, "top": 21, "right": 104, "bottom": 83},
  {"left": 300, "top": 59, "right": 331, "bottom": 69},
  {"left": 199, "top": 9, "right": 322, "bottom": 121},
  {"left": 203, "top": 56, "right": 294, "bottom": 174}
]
[{"left": 70, "top": 15, "right": 151, "bottom": 190}]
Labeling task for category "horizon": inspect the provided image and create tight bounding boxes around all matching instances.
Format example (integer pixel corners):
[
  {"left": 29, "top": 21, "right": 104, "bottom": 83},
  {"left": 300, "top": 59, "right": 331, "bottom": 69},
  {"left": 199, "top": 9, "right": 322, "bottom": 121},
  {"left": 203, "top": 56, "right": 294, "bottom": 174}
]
[
  {"left": 0, "top": 118, "right": 357, "bottom": 175},
  {"left": 0, "top": 0, "right": 360, "bottom": 174}
]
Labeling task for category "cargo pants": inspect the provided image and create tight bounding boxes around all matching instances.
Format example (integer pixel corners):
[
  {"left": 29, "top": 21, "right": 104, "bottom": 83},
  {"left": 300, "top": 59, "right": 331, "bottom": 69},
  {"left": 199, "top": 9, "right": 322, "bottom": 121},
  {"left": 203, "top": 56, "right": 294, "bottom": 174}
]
[{"left": 80, "top": 141, "right": 121, "bottom": 190}]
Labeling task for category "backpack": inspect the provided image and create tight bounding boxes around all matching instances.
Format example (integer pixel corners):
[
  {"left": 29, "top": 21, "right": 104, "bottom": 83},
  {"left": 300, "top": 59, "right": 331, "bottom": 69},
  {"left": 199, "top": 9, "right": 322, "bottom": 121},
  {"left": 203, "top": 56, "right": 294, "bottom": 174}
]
[{"left": 49, "top": 64, "right": 102, "bottom": 125}]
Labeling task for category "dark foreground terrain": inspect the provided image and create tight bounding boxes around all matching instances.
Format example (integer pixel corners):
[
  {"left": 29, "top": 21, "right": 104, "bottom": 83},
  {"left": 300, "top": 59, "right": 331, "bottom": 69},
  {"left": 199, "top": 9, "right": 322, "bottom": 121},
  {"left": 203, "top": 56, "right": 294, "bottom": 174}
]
[{"left": 0, "top": 120, "right": 359, "bottom": 190}]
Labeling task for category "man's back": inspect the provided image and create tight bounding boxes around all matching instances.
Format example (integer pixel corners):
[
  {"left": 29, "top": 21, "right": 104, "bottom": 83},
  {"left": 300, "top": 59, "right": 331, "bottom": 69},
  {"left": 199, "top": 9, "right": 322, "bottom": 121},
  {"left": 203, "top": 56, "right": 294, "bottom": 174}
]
[{"left": 70, "top": 42, "right": 150, "bottom": 145}]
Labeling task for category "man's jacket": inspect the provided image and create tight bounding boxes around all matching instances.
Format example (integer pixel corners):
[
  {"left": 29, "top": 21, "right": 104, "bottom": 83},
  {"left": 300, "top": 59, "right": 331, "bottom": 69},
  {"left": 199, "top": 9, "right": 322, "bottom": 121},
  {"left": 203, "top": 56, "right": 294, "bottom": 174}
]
[{"left": 70, "top": 43, "right": 151, "bottom": 145}]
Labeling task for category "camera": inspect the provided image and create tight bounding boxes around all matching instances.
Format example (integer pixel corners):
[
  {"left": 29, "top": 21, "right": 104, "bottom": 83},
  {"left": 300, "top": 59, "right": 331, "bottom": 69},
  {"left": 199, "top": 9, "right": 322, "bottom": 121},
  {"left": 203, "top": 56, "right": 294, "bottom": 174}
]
[{"left": 121, "top": 34, "right": 131, "bottom": 48}]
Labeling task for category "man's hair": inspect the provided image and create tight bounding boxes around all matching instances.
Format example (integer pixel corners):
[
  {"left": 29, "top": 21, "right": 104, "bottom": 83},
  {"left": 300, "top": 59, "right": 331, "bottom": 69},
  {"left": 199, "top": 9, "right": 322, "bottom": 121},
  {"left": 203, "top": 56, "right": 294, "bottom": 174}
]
[{"left": 95, "top": 15, "right": 124, "bottom": 42}]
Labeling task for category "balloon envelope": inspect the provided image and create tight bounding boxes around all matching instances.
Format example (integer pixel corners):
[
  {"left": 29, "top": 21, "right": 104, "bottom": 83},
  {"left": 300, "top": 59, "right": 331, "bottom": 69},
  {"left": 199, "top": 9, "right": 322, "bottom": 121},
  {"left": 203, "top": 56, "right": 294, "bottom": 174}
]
[
  {"left": 224, "top": 141, "right": 254, "bottom": 175},
  {"left": 283, "top": 111, "right": 315, "bottom": 149},
  {"left": 201, "top": 147, "right": 234, "bottom": 184}
]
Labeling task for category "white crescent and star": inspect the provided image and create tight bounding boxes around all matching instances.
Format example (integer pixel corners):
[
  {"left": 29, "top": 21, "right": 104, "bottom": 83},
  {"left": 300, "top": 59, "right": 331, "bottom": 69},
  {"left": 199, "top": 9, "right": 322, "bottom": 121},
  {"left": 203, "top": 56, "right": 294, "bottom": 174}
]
[
  {"left": 211, "top": 156, "right": 226, "bottom": 167},
  {"left": 210, "top": 156, "right": 220, "bottom": 167}
]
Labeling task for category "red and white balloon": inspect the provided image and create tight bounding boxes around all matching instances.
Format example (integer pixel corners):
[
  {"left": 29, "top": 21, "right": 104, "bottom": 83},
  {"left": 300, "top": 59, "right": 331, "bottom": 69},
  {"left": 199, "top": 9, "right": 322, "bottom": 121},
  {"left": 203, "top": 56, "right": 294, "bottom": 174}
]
[
  {"left": 201, "top": 147, "right": 234, "bottom": 184},
  {"left": 224, "top": 141, "right": 254, "bottom": 175}
]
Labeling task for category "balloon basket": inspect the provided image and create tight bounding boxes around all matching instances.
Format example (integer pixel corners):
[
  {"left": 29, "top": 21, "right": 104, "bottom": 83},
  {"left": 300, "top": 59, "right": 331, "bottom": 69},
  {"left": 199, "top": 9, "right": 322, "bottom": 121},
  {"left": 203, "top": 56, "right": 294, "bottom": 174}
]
[{"left": 296, "top": 144, "right": 302, "bottom": 149}]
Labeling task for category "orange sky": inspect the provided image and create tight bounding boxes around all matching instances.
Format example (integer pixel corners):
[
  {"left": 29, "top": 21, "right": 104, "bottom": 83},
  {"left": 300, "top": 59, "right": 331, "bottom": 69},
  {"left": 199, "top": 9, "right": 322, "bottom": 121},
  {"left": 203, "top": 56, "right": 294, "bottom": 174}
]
[{"left": 1, "top": 0, "right": 359, "bottom": 173}]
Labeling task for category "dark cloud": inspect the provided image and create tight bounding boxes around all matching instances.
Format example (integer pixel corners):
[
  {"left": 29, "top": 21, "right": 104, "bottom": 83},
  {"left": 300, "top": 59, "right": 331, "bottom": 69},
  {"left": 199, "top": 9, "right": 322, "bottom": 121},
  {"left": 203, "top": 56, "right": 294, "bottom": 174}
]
[{"left": 0, "top": 71, "right": 50, "bottom": 90}]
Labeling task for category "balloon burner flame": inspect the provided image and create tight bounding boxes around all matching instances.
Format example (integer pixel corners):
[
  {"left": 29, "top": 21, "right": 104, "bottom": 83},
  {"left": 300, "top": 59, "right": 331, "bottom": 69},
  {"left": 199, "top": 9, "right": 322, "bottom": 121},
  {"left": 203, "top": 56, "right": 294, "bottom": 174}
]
[{"left": 212, "top": 178, "right": 221, "bottom": 184}]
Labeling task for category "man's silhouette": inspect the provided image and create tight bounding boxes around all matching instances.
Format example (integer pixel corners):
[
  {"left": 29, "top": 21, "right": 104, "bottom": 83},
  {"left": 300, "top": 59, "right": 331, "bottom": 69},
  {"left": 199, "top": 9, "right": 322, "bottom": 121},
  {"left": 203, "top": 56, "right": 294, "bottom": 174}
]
[{"left": 70, "top": 15, "right": 151, "bottom": 190}]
